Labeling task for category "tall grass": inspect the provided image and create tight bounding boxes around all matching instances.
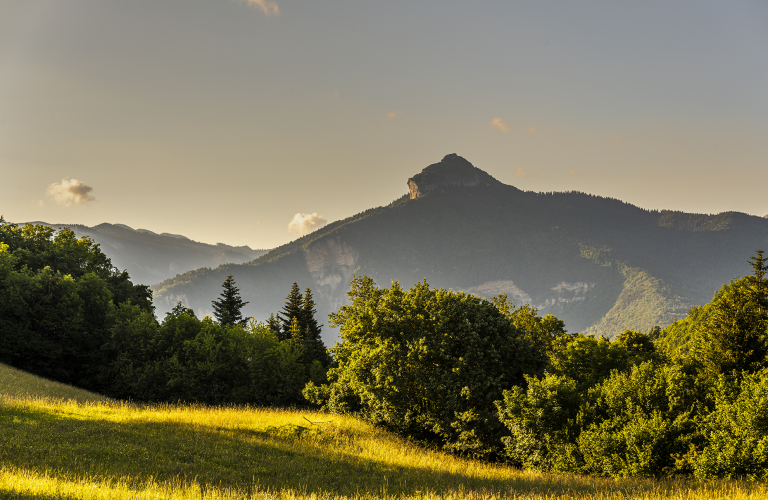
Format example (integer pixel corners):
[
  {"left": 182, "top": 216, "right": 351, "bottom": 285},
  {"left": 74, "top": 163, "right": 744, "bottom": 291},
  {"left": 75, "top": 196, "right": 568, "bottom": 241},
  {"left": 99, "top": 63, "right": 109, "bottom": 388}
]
[
  {"left": 0, "top": 363, "right": 106, "bottom": 403},
  {"left": 1, "top": 393, "right": 767, "bottom": 499}
]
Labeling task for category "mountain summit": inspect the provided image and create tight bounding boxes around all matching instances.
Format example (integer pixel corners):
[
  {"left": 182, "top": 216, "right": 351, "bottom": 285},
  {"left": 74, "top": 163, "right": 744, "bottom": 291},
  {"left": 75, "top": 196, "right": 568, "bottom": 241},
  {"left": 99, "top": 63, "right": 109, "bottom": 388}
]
[
  {"left": 407, "top": 154, "right": 504, "bottom": 199},
  {"left": 152, "top": 154, "right": 768, "bottom": 341}
]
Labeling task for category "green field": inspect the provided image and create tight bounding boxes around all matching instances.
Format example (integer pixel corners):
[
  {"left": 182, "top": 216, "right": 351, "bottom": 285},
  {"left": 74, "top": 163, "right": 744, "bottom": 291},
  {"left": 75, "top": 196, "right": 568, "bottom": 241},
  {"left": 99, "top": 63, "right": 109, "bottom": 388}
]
[{"left": 1, "top": 362, "right": 766, "bottom": 499}]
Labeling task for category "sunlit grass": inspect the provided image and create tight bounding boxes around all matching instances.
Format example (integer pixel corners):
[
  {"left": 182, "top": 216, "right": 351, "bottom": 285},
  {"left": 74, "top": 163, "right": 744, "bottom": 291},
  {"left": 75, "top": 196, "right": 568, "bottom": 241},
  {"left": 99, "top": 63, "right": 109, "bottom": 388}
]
[
  {"left": 1, "top": 364, "right": 767, "bottom": 499},
  {"left": 0, "top": 363, "right": 106, "bottom": 403}
]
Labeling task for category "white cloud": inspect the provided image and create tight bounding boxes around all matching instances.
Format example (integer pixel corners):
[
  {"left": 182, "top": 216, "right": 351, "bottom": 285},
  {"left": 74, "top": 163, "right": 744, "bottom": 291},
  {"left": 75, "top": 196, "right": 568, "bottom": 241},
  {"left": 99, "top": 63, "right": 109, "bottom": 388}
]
[
  {"left": 491, "top": 117, "right": 510, "bottom": 132},
  {"left": 287, "top": 212, "right": 327, "bottom": 236},
  {"left": 513, "top": 167, "right": 536, "bottom": 179},
  {"left": 46, "top": 178, "right": 96, "bottom": 206},
  {"left": 233, "top": 0, "right": 280, "bottom": 16}
]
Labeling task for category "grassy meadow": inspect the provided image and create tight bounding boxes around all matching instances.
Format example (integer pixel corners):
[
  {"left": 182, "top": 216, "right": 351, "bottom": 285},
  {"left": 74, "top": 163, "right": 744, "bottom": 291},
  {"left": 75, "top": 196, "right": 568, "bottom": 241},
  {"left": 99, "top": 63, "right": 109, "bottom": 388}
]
[{"left": 0, "top": 363, "right": 766, "bottom": 500}]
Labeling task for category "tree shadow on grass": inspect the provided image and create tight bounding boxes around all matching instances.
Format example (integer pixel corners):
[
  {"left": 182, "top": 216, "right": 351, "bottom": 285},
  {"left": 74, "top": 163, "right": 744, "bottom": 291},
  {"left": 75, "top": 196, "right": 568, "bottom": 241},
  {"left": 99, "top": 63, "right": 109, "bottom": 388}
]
[{"left": 0, "top": 403, "right": 742, "bottom": 499}]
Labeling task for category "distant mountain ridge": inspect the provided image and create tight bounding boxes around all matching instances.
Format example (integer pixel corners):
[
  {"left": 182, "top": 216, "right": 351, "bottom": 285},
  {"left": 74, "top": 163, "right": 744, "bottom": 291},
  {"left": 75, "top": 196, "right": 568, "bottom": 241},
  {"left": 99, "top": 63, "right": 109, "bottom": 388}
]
[
  {"left": 152, "top": 154, "right": 768, "bottom": 341},
  {"left": 22, "top": 222, "right": 269, "bottom": 287}
]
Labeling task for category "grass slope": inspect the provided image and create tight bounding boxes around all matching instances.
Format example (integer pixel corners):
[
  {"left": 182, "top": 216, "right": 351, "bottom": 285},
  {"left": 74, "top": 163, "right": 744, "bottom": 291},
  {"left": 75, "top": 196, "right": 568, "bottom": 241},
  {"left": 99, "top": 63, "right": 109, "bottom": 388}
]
[
  {"left": 0, "top": 363, "right": 106, "bottom": 403},
  {"left": 1, "top": 366, "right": 767, "bottom": 499}
]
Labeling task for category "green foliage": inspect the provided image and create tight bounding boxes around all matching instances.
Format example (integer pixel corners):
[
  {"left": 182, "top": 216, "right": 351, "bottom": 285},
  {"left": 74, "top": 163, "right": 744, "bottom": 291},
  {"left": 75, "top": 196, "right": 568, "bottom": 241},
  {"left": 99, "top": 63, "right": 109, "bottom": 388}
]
[
  {"left": 306, "top": 276, "right": 545, "bottom": 458},
  {"left": 693, "top": 369, "right": 768, "bottom": 479},
  {"left": 106, "top": 307, "right": 307, "bottom": 405},
  {"left": 496, "top": 373, "right": 583, "bottom": 471},
  {"left": 0, "top": 218, "right": 152, "bottom": 391},
  {"left": 576, "top": 362, "right": 700, "bottom": 478},
  {"left": 211, "top": 274, "right": 249, "bottom": 326},
  {"left": 546, "top": 330, "right": 656, "bottom": 391},
  {"left": 691, "top": 279, "right": 768, "bottom": 378}
]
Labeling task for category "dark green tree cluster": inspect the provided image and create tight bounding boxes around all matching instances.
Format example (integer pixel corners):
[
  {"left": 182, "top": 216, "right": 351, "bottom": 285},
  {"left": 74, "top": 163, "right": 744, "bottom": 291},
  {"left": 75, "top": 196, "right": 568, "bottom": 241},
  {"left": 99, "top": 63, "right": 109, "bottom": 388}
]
[
  {"left": 104, "top": 276, "right": 329, "bottom": 405},
  {"left": 272, "top": 283, "right": 332, "bottom": 377},
  {"left": 0, "top": 218, "right": 152, "bottom": 391},
  {"left": 106, "top": 303, "right": 306, "bottom": 405}
]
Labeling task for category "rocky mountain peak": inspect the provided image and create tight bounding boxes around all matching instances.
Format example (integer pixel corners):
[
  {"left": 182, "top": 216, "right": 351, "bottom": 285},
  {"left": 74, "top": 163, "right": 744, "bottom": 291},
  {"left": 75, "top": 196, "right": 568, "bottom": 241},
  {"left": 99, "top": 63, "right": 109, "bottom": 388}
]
[{"left": 407, "top": 154, "right": 503, "bottom": 199}]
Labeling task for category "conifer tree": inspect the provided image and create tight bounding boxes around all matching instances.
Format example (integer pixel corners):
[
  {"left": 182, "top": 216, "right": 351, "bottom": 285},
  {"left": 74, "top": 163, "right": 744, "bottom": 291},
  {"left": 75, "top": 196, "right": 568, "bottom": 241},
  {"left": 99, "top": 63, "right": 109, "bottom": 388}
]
[
  {"left": 266, "top": 313, "right": 282, "bottom": 337},
  {"left": 278, "top": 282, "right": 303, "bottom": 341},
  {"left": 747, "top": 250, "right": 768, "bottom": 315},
  {"left": 211, "top": 274, "right": 249, "bottom": 326},
  {"left": 301, "top": 287, "right": 331, "bottom": 367}
]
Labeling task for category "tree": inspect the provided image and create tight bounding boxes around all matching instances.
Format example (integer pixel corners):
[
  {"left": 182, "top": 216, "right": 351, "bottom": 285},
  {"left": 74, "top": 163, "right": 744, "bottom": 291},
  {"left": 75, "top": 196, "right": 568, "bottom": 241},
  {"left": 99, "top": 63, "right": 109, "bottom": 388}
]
[
  {"left": 278, "top": 282, "right": 303, "bottom": 341},
  {"left": 304, "top": 276, "right": 545, "bottom": 458},
  {"left": 301, "top": 287, "right": 331, "bottom": 367},
  {"left": 211, "top": 274, "right": 249, "bottom": 326},
  {"left": 747, "top": 250, "right": 768, "bottom": 315},
  {"left": 693, "top": 278, "right": 768, "bottom": 377}
]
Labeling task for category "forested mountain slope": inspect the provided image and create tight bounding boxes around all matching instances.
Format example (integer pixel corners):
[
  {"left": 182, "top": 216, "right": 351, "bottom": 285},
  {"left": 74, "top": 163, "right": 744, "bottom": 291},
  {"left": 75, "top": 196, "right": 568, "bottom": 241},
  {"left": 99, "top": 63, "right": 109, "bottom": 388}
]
[
  {"left": 23, "top": 222, "right": 268, "bottom": 286},
  {"left": 152, "top": 154, "right": 768, "bottom": 340}
]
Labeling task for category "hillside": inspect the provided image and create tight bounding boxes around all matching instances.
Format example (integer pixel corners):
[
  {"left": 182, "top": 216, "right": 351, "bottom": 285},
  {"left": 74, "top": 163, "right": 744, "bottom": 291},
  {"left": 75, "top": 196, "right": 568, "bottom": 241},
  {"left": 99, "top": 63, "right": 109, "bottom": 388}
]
[
  {"left": 0, "top": 363, "right": 105, "bottom": 403},
  {"left": 24, "top": 221, "right": 269, "bottom": 286},
  {"left": 152, "top": 154, "right": 768, "bottom": 340},
  {"left": 1, "top": 392, "right": 764, "bottom": 499}
]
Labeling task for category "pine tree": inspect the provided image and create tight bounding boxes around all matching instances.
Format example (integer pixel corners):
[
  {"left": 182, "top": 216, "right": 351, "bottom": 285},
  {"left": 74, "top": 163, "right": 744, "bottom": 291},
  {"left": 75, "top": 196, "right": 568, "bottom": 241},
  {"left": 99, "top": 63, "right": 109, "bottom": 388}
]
[
  {"left": 278, "top": 282, "right": 303, "bottom": 342},
  {"left": 211, "top": 274, "right": 249, "bottom": 326},
  {"left": 747, "top": 250, "right": 768, "bottom": 315},
  {"left": 266, "top": 313, "right": 282, "bottom": 336},
  {"left": 301, "top": 288, "right": 331, "bottom": 367}
]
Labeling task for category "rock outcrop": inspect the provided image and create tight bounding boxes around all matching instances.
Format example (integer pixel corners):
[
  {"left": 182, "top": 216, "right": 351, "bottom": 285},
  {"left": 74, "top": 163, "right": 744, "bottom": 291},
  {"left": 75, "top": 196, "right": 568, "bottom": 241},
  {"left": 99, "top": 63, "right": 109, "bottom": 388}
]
[
  {"left": 407, "top": 153, "right": 504, "bottom": 199},
  {"left": 305, "top": 238, "right": 359, "bottom": 312}
]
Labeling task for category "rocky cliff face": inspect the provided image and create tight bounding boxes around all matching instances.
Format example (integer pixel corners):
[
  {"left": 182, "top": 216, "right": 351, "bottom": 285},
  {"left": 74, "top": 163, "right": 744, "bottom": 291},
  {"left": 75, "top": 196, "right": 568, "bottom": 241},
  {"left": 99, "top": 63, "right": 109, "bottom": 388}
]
[
  {"left": 305, "top": 239, "right": 359, "bottom": 313},
  {"left": 465, "top": 279, "right": 595, "bottom": 311},
  {"left": 407, "top": 153, "right": 504, "bottom": 199}
]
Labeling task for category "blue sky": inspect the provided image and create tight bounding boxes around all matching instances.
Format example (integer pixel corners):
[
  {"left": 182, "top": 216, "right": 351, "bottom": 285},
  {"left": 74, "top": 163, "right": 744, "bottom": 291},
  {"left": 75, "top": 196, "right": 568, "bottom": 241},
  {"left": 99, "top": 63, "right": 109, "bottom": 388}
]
[{"left": 1, "top": 0, "right": 767, "bottom": 248}]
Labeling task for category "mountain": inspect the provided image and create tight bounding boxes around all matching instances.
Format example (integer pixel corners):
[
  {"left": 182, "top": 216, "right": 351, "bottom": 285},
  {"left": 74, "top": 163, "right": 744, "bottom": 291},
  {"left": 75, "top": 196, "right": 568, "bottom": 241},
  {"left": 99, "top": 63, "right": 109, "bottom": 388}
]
[
  {"left": 24, "top": 222, "right": 269, "bottom": 286},
  {"left": 152, "top": 154, "right": 768, "bottom": 341}
]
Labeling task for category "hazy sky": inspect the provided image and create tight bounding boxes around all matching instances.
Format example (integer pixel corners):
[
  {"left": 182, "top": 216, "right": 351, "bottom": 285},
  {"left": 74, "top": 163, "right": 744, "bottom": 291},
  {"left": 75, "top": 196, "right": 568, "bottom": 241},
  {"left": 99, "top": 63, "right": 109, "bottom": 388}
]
[{"left": 2, "top": 0, "right": 767, "bottom": 249}]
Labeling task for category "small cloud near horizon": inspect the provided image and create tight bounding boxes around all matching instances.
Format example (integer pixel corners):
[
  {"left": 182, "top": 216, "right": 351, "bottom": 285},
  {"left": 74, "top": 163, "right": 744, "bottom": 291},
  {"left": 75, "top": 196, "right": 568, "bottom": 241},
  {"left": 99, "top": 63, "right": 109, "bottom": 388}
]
[
  {"left": 384, "top": 110, "right": 402, "bottom": 120},
  {"left": 233, "top": 0, "right": 279, "bottom": 16},
  {"left": 527, "top": 125, "right": 537, "bottom": 133},
  {"left": 287, "top": 212, "right": 327, "bottom": 236},
  {"left": 46, "top": 178, "right": 96, "bottom": 206},
  {"left": 490, "top": 117, "right": 510, "bottom": 133},
  {"left": 567, "top": 169, "right": 579, "bottom": 177},
  {"left": 514, "top": 167, "right": 536, "bottom": 179}
]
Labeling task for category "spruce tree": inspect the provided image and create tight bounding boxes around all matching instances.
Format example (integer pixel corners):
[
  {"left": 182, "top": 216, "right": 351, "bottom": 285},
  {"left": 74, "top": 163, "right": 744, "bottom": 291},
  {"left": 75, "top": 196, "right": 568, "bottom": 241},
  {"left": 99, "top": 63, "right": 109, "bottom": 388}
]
[
  {"left": 301, "top": 287, "right": 331, "bottom": 367},
  {"left": 278, "top": 282, "right": 303, "bottom": 341},
  {"left": 747, "top": 250, "right": 768, "bottom": 315},
  {"left": 211, "top": 274, "right": 249, "bottom": 326},
  {"left": 266, "top": 313, "right": 282, "bottom": 337}
]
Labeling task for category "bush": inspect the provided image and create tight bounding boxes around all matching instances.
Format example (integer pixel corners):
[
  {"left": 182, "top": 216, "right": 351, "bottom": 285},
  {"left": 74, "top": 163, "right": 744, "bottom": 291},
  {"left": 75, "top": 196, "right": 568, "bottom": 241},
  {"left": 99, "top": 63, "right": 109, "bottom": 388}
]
[
  {"left": 693, "top": 369, "right": 768, "bottom": 479},
  {"left": 305, "top": 276, "right": 545, "bottom": 458}
]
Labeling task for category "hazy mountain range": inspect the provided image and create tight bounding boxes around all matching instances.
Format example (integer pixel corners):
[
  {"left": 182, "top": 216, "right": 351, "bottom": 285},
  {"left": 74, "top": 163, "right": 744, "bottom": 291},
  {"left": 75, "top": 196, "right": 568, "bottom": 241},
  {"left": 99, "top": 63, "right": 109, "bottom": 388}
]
[
  {"left": 149, "top": 154, "right": 768, "bottom": 342},
  {"left": 21, "top": 221, "right": 269, "bottom": 287}
]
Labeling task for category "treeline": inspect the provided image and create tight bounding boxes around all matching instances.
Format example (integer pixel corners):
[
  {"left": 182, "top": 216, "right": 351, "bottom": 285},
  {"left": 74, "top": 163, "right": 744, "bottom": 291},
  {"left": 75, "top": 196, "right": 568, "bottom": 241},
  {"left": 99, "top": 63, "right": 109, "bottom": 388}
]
[
  {"left": 0, "top": 218, "right": 330, "bottom": 405},
  {"left": 305, "top": 253, "right": 768, "bottom": 479}
]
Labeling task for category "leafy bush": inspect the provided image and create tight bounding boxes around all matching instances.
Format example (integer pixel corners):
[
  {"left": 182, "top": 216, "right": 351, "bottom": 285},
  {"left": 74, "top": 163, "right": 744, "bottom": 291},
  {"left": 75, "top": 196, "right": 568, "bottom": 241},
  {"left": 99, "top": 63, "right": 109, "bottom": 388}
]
[
  {"left": 693, "top": 370, "right": 768, "bottom": 479},
  {"left": 577, "top": 362, "right": 699, "bottom": 477},
  {"left": 305, "top": 276, "right": 546, "bottom": 458}
]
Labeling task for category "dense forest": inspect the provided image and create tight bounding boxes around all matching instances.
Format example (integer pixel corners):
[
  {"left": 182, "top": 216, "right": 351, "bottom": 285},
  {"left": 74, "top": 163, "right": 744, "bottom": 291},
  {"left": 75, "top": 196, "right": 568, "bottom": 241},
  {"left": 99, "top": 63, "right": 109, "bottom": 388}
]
[
  {"left": 2, "top": 216, "right": 768, "bottom": 479},
  {"left": 0, "top": 218, "right": 329, "bottom": 404}
]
